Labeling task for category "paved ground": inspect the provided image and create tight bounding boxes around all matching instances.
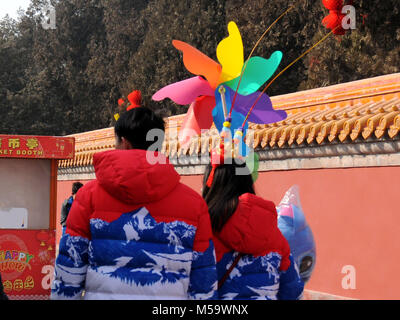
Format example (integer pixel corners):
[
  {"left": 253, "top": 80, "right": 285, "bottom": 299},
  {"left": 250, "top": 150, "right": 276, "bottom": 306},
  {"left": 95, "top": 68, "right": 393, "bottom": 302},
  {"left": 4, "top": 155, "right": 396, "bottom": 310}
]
[{"left": 302, "top": 289, "right": 356, "bottom": 300}]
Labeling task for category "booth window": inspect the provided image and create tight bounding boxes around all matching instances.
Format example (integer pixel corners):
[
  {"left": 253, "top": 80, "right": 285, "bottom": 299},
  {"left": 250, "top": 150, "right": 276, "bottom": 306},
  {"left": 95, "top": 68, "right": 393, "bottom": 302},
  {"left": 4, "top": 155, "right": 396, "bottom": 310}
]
[{"left": 0, "top": 159, "right": 51, "bottom": 229}]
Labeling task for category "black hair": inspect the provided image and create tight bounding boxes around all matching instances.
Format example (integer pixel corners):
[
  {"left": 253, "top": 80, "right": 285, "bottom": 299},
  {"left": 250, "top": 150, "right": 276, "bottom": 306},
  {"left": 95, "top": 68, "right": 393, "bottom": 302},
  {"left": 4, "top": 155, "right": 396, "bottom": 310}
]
[
  {"left": 202, "top": 159, "right": 255, "bottom": 233},
  {"left": 114, "top": 107, "right": 165, "bottom": 150},
  {"left": 72, "top": 182, "right": 83, "bottom": 195}
]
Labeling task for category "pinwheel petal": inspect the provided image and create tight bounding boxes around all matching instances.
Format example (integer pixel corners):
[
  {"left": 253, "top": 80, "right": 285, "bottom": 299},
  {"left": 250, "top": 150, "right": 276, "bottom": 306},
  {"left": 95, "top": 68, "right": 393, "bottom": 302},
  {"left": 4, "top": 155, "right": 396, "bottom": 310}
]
[
  {"left": 235, "top": 92, "right": 287, "bottom": 124},
  {"left": 217, "top": 21, "right": 244, "bottom": 84},
  {"left": 152, "top": 76, "right": 214, "bottom": 105},
  {"left": 178, "top": 96, "right": 216, "bottom": 147},
  {"left": 173, "top": 40, "right": 222, "bottom": 89},
  {"left": 225, "top": 51, "right": 283, "bottom": 96}
]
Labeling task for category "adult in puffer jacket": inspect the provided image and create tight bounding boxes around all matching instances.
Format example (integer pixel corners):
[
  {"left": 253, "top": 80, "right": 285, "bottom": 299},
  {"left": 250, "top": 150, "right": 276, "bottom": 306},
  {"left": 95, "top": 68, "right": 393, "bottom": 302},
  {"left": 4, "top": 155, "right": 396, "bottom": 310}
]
[
  {"left": 51, "top": 107, "right": 218, "bottom": 300},
  {"left": 202, "top": 160, "right": 304, "bottom": 300}
]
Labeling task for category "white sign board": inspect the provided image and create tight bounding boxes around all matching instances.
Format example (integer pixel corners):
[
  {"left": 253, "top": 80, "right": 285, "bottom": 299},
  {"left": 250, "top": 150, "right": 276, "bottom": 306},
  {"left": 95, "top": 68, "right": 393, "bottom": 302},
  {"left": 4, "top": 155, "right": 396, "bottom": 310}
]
[{"left": 0, "top": 208, "right": 28, "bottom": 229}]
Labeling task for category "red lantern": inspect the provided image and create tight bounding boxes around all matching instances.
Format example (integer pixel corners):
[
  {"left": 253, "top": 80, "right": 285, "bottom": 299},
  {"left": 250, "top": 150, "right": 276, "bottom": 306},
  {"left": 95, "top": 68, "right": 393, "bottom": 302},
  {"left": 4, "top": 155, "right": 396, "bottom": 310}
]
[
  {"left": 36, "top": 230, "right": 50, "bottom": 247},
  {"left": 322, "top": 12, "right": 346, "bottom": 35},
  {"left": 321, "top": 0, "right": 348, "bottom": 36},
  {"left": 47, "top": 234, "right": 56, "bottom": 251},
  {"left": 322, "top": 0, "right": 344, "bottom": 11}
]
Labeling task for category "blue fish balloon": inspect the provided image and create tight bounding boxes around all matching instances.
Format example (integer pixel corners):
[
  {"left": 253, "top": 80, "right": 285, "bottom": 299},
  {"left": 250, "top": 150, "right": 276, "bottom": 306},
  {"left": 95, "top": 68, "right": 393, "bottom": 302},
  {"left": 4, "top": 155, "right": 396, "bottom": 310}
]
[{"left": 277, "top": 185, "right": 316, "bottom": 283}]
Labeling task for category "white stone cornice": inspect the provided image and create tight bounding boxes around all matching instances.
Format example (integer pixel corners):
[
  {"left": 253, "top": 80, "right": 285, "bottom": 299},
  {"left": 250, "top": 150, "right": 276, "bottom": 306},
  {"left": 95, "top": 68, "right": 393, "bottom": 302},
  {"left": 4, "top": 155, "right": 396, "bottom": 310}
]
[
  {"left": 58, "top": 166, "right": 96, "bottom": 181},
  {"left": 256, "top": 139, "right": 400, "bottom": 161}
]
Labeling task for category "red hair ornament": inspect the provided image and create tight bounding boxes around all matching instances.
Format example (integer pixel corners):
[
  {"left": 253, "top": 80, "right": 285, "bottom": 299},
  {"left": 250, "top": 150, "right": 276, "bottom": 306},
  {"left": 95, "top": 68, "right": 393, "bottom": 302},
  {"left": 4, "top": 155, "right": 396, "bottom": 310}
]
[
  {"left": 127, "top": 90, "right": 142, "bottom": 110},
  {"left": 118, "top": 98, "right": 125, "bottom": 107},
  {"left": 114, "top": 90, "right": 142, "bottom": 121},
  {"left": 206, "top": 143, "right": 225, "bottom": 188}
]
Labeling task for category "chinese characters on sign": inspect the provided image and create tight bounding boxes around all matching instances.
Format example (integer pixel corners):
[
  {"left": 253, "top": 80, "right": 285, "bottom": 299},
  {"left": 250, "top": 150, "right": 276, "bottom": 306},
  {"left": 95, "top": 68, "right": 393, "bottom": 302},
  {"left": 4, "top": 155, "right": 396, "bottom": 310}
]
[
  {"left": 26, "top": 138, "right": 39, "bottom": 150},
  {"left": 8, "top": 139, "right": 20, "bottom": 149},
  {"left": 0, "top": 135, "right": 74, "bottom": 159},
  {"left": 0, "top": 137, "right": 43, "bottom": 157},
  {"left": 2, "top": 276, "right": 35, "bottom": 293}
]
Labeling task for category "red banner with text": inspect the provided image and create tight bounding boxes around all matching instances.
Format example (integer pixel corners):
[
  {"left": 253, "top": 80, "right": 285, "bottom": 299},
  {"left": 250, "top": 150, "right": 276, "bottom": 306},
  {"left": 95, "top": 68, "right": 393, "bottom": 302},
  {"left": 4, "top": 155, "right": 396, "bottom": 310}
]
[
  {"left": 0, "top": 230, "right": 56, "bottom": 300},
  {"left": 0, "top": 135, "right": 74, "bottom": 160}
]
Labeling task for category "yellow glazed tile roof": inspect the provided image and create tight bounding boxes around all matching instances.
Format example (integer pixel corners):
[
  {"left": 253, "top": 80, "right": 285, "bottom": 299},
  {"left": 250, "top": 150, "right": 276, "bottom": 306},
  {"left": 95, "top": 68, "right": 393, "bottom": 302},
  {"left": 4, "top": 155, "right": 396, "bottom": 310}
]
[{"left": 59, "top": 73, "right": 400, "bottom": 168}]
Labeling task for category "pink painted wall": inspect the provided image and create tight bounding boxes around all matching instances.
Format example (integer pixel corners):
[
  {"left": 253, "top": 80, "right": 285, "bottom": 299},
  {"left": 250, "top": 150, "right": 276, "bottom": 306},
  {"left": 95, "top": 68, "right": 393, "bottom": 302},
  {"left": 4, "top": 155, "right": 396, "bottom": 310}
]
[{"left": 57, "top": 166, "right": 400, "bottom": 299}]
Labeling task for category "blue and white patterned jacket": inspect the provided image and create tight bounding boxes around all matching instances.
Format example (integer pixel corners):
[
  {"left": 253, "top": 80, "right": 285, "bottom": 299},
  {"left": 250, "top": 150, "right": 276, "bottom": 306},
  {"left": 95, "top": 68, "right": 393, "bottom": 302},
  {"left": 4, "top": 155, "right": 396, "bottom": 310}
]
[{"left": 51, "top": 150, "right": 218, "bottom": 300}]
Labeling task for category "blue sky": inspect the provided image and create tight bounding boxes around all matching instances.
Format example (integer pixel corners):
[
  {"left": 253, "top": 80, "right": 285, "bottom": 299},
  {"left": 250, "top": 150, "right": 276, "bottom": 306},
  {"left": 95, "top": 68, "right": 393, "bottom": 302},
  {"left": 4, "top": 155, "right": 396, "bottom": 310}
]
[{"left": 0, "top": 0, "right": 31, "bottom": 19}]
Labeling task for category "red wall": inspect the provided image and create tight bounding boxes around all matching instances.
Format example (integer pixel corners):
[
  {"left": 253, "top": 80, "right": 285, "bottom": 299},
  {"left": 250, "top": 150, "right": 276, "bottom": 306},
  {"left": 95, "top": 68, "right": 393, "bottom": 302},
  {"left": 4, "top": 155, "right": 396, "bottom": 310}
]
[{"left": 57, "top": 166, "right": 400, "bottom": 299}]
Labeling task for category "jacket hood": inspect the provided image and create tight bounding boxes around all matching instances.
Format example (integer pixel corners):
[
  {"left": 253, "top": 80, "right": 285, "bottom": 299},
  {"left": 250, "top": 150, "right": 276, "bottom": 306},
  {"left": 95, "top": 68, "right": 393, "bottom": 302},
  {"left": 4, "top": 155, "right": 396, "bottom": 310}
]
[
  {"left": 93, "top": 149, "right": 180, "bottom": 205},
  {"left": 216, "top": 193, "right": 284, "bottom": 257}
]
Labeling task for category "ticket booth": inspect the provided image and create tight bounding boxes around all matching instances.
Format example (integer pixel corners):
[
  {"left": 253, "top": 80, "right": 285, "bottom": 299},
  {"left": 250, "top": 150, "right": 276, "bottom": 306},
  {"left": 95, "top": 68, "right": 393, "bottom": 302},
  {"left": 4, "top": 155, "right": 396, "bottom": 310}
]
[{"left": 0, "top": 135, "right": 74, "bottom": 300}]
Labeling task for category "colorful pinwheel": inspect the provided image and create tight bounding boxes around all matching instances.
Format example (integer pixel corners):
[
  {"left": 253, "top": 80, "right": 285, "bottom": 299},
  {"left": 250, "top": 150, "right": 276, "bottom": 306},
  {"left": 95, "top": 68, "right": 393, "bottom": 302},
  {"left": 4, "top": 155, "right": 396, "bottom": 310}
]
[{"left": 152, "top": 21, "right": 287, "bottom": 151}]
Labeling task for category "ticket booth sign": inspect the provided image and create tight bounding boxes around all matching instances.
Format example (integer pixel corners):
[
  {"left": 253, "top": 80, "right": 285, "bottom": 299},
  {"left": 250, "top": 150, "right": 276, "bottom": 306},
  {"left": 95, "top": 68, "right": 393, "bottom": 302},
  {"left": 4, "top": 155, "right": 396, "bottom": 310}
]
[
  {"left": 0, "top": 135, "right": 74, "bottom": 300},
  {"left": 0, "top": 135, "right": 74, "bottom": 159}
]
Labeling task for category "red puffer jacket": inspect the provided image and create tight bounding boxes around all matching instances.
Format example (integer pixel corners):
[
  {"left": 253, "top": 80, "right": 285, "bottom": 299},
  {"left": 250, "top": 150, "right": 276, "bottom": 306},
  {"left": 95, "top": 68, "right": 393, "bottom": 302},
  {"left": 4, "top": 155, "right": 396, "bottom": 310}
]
[
  {"left": 213, "top": 193, "right": 304, "bottom": 300},
  {"left": 51, "top": 149, "right": 217, "bottom": 300}
]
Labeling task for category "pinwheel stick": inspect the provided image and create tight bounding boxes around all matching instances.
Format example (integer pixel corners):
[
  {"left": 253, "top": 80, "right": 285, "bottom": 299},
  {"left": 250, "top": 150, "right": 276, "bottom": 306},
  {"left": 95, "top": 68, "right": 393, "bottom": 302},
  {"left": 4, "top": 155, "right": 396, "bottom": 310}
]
[
  {"left": 229, "top": 3, "right": 298, "bottom": 118},
  {"left": 241, "top": 26, "right": 339, "bottom": 128},
  {"left": 218, "top": 85, "right": 228, "bottom": 119}
]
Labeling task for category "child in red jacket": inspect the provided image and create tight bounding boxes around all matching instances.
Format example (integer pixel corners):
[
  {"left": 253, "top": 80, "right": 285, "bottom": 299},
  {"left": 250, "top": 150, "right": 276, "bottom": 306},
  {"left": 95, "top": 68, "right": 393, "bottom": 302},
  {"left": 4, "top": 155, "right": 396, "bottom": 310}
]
[
  {"left": 51, "top": 106, "right": 217, "bottom": 300},
  {"left": 202, "top": 158, "right": 304, "bottom": 300}
]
